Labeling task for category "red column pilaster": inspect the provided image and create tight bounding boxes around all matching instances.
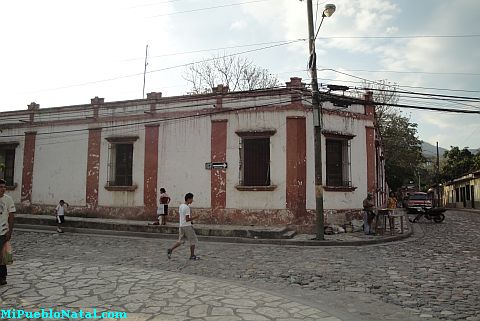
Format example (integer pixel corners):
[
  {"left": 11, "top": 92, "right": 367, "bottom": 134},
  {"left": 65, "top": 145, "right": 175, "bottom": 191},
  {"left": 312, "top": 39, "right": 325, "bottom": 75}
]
[
  {"left": 21, "top": 131, "right": 37, "bottom": 204},
  {"left": 144, "top": 125, "right": 159, "bottom": 214},
  {"left": 366, "top": 126, "right": 376, "bottom": 193},
  {"left": 86, "top": 128, "right": 102, "bottom": 209},
  {"left": 286, "top": 117, "right": 307, "bottom": 217},
  {"left": 211, "top": 119, "right": 228, "bottom": 210}
]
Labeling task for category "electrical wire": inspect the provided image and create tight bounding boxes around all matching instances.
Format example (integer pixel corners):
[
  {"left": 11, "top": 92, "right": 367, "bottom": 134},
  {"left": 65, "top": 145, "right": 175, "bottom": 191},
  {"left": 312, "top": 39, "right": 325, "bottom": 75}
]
[
  {"left": 28, "top": 40, "right": 305, "bottom": 93},
  {"left": 0, "top": 96, "right": 305, "bottom": 139},
  {"left": 150, "top": 0, "right": 270, "bottom": 18},
  {"left": 317, "top": 34, "right": 480, "bottom": 39},
  {"left": 121, "top": 40, "right": 306, "bottom": 62}
]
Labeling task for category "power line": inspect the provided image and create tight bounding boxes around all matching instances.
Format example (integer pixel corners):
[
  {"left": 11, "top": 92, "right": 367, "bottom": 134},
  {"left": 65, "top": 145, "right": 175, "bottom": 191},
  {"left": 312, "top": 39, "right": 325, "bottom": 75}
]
[
  {"left": 363, "top": 87, "right": 480, "bottom": 101},
  {"left": 0, "top": 95, "right": 302, "bottom": 139},
  {"left": 122, "top": 40, "right": 305, "bottom": 62},
  {"left": 318, "top": 68, "right": 480, "bottom": 97},
  {"left": 30, "top": 40, "right": 304, "bottom": 93},
  {"left": 150, "top": 0, "right": 270, "bottom": 18},
  {"left": 320, "top": 92, "right": 480, "bottom": 114},
  {"left": 317, "top": 34, "right": 480, "bottom": 39},
  {"left": 326, "top": 67, "right": 480, "bottom": 77},
  {"left": 0, "top": 85, "right": 293, "bottom": 122}
]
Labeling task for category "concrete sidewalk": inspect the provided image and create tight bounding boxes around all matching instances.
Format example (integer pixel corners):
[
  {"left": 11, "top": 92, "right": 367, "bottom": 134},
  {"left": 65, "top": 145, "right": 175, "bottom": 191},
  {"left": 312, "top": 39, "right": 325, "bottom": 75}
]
[{"left": 14, "top": 213, "right": 412, "bottom": 246}]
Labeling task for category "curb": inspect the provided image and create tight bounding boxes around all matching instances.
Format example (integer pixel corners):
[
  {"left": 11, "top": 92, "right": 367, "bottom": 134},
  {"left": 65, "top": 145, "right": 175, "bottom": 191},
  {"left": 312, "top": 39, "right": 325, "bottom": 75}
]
[{"left": 15, "top": 222, "right": 413, "bottom": 247}]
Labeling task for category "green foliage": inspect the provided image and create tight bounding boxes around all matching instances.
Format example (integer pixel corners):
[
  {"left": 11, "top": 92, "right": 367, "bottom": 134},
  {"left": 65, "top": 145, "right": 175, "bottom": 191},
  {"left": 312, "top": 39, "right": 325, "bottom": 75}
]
[
  {"left": 377, "top": 109, "right": 424, "bottom": 191},
  {"left": 441, "top": 147, "right": 478, "bottom": 181}
]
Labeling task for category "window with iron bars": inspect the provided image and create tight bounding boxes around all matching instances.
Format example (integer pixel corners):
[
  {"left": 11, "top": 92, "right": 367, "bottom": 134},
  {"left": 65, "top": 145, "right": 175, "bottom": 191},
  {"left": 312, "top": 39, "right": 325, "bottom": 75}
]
[
  {"left": 0, "top": 144, "right": 16, "bottom": 187},
  {"left": 325, "top": 138, "right": 352, "bottom": 187},
  {"left": 236, "top": 130, "right": 275, "bottom": 188}
]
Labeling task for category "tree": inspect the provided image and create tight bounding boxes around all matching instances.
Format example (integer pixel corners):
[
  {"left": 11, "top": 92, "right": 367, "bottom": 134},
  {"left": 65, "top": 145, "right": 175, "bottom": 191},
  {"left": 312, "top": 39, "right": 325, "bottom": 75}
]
[
  {"left": 183, "top": 55, "right": 280, "bottom": 94},
  {"left": 368, "top": 80, "right": 424, "bottom": 191},
  {"left": 379, "top": 110, "right": 424, "bottom": 191},
  {"left": 441, "top": 147, "right": 477, "bottom": 181},
  {"left": 475, "top": 152, "right": 480, "bottom": 170}
]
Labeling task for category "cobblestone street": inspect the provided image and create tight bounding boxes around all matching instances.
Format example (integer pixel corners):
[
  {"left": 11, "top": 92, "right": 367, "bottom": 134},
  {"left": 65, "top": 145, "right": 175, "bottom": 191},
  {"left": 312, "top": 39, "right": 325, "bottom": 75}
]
[{"left": 2, "top": 210, "right": 479, "bottom": 320}]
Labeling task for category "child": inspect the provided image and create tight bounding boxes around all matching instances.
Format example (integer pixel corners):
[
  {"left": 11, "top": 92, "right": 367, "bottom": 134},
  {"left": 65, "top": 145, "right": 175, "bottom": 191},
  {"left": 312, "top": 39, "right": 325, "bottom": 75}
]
[
  {"left": 151, "top": 188, "right": 171, "bottom": 225},
  {"left": 158, "top": 188, "right": 171, "bottom": 225},
  {"left": 55, "top": 200, "right": 69, "bottom": 233}
]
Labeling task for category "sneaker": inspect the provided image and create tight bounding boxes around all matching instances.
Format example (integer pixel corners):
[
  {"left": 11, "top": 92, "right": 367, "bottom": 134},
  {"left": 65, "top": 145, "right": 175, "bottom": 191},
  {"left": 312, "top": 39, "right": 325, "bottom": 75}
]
[
  {"left": 167, "top": 249, "right": 172, "bottom": 259},
  {"left": 189, "top": 255, "right": 200, "bottom": 260},
  {"left": 0, "top": 278, "right": 7, "bottom": 286},
  {"left": 57, "top": 228, "right": 63, "bottom": 233}
]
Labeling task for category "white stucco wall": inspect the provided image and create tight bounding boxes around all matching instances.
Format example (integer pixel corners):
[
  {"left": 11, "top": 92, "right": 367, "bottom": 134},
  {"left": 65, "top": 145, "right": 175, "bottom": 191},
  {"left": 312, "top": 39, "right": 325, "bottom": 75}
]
[
  {"left": 31, "top": 125, "right": 89, "bottom": 206},
  {"left": 157, "top": 117, "right": 212, "bottom": 208},
  {"left": 305, "top": 105, "right": 374, "bottom": 210},
  {"left": 225, "top": 109, "right": 306, "bottom": 210},
  {"left": 1, "top": 92, "right": 377, "bottom": 214},
  {"left": 98, "top": 122, "right": 145, "bottom": 207}
]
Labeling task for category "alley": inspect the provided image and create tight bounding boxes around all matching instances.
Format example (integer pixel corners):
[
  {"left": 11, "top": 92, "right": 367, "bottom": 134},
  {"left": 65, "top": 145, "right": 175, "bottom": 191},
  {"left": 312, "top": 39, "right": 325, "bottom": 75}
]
[{"left": 2, "top": 210, "right": 479, "bottom": 321}]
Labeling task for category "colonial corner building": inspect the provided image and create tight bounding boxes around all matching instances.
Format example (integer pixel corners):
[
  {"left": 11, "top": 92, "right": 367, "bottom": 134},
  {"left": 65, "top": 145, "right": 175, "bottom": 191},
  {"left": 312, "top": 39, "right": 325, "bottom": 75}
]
[{"left": 0, "top": 77, "right": 387, "bottom": 232}]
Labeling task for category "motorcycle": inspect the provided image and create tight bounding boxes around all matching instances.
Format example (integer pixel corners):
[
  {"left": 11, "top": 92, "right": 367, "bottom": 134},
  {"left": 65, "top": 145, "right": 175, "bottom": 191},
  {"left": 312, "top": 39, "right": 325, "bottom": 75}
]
[{"left": 408, "top": 207, "right": 447, "bottom": 223}]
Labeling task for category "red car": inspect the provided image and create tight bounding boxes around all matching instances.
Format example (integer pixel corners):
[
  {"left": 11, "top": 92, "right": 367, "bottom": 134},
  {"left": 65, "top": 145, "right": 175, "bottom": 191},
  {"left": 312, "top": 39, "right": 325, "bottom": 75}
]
[{"left": 406, "top": 192, "right": 432, "bottom": 213}]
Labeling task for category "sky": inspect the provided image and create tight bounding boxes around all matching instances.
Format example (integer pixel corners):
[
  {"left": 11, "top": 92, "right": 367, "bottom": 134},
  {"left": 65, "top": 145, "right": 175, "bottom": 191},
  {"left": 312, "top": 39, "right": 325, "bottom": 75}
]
[{"left": 1, "top": 0, "right": 479, "bottom": 149}]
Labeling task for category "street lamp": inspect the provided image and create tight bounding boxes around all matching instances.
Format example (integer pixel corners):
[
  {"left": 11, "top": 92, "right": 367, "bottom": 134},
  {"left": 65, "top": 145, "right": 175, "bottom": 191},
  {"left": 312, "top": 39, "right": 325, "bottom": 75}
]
[{"left": 305, "top": 1, "right": 336, "bottom": 240}]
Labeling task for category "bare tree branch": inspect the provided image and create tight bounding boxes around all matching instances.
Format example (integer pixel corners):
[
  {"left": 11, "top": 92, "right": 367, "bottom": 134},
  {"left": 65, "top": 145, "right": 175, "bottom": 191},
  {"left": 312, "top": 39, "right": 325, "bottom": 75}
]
[{"left": 184, "top": 55, "right": 279, "bottom": 93}]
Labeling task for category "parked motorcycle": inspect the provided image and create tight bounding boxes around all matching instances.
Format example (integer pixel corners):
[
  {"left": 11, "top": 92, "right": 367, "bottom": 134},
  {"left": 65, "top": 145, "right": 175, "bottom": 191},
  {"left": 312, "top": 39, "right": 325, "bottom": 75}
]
[{"left": 408, "top": 207, "right": 447, "bottom": 223}]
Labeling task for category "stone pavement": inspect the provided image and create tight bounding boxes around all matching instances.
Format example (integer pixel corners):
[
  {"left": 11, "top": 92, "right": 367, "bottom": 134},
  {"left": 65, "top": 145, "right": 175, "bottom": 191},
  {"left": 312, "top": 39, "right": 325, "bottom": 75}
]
[
  {"left": 2, "top": 233, "right": 425, "bottom": 321},
  {"left": 1, "top": 259, "right": 342, "bottom": 321},
  {"left": 2, "top": 209, "right": 479, "bottom": 320}
]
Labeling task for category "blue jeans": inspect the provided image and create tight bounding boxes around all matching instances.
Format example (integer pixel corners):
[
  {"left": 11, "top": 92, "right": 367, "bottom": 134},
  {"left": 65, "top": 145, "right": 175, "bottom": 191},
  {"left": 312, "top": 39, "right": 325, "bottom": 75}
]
[{"left": 0, "top": 235, "right": 6, "bottom": 278}]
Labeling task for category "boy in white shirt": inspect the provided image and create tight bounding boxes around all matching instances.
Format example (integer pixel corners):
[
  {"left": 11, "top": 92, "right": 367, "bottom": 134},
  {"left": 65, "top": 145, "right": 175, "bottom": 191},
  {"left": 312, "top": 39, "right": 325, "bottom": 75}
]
[
  {"left": 167, "top": 193, "right": 199, "bottom": 260},
  {"left": 55, "top": 200, "right": 69, "bottom": 233}
]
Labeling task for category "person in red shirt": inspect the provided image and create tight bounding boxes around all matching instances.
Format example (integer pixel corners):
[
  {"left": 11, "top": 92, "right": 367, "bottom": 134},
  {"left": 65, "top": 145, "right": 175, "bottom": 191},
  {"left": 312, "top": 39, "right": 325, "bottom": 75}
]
[{"left": 155, "top": 188, "right": 171, "bottom": 225}]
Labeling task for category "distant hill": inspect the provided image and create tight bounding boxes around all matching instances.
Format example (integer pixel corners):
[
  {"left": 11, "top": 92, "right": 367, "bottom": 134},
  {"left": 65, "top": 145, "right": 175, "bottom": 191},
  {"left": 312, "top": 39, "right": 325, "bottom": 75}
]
[
  {"left": 421, "top": 141, "right": 447, "bottom": 159},
  {"left": 421, "top": 141, "right": 479, "bottom": 158}
]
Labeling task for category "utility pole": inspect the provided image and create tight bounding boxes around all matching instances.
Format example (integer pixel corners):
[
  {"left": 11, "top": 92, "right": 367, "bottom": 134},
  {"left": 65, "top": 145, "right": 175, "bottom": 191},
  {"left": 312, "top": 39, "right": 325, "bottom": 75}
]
[
  {"left": 306, "top": 0, "right": 324, "bottom": 240},
  {"left": 306, "top": 1, "right": 335, "bottom": 239},
  {"left": 142, "top": 44, "right": 149, "bottom": 99},
  {"left": 436, "top": 142, "right": 440, "bottom": 207}
]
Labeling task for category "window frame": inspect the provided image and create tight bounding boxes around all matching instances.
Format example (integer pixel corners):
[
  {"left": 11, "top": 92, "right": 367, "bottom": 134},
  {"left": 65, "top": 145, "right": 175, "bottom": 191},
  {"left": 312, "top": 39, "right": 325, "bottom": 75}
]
[
  {"left": 235, "top": 130, "right": 277, "bottom": 191},
  {"left": 0, "top": 142, "right": 19, "bottom": 189},
  {"left": 323, "top": 132, "right": 355, "bottom": 191},
  {"left": 105, "top": 136, "right": 138, "bottom": 190}
]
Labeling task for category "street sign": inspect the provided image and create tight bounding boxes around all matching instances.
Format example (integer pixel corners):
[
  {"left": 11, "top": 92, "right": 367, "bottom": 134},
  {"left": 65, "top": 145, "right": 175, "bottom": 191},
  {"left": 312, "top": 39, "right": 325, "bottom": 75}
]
[{"left": 205, "top": 162, "right": 228, "bottom": 170}]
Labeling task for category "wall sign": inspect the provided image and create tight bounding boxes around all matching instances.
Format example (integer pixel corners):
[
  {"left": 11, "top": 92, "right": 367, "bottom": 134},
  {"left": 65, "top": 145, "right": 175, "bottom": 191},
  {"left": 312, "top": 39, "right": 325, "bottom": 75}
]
[{"left": 205, "top": 162, "right": 228, "bottom": 170}]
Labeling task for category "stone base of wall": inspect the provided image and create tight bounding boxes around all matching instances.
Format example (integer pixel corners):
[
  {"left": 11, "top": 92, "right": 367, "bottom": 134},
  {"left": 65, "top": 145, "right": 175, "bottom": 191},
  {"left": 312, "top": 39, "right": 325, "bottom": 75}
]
[{"left": 15, "top": 204, "right": 364, "bottom": 233}]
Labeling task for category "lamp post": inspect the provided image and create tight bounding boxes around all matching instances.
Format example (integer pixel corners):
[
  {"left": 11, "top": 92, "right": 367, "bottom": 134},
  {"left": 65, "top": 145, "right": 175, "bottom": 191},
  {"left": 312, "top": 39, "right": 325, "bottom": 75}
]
[{"left": 305, "top": 1, "right": 336, "bottom": 240}]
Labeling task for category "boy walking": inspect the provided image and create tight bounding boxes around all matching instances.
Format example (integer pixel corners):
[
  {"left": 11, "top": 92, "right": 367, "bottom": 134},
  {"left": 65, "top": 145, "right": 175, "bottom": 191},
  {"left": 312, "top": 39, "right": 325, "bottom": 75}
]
[
  {"left": 167, "top": 193, "right": 199, "bottom": 260},
  {"left": 55, "top": 200, "right": 69, "bottom": 233},
  {"left": 0, "top": 178, "right": 16, "bottom": 286}
]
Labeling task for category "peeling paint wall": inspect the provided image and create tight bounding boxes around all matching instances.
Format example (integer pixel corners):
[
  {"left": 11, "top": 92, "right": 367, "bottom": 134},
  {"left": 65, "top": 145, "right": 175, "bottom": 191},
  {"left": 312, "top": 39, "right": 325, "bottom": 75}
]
[
  {"left": 31, "top": 125, "right": 88, "bottom": 206},
  {"left": 305, "top": 101, "right": 375, "bottom": 211},
  {"left": 157, "top": 116, "right": 212, "bottom": 208},
  {"left": 0, "top": 88, "right": 380, "bottom": 229}
]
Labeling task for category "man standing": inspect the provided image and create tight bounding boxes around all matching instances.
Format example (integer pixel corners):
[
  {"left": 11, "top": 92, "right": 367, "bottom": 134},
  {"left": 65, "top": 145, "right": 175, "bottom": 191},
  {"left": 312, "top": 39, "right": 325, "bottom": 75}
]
[
  {"left": 167, "top": 193, "right": 199, "bottom": 260},
  {"left": 363, "top": 192, "right": 376, "bottom": 235},
  {"left": 0, "top": 178, "right": 16, "bottom": 286}
]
